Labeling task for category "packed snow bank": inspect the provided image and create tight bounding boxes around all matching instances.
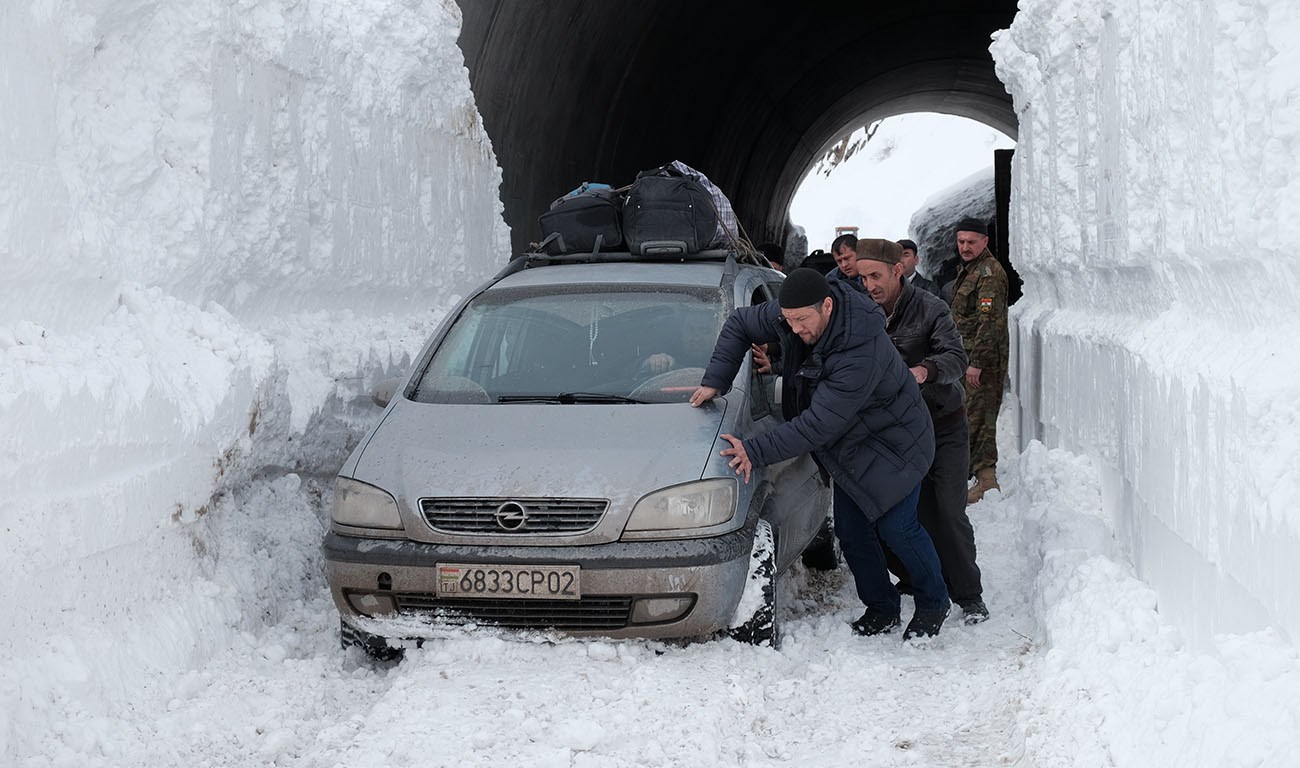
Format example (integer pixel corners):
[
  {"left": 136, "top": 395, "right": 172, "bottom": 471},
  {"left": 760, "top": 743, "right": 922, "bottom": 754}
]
[
  {"left": 0, "top": 0, "right": 507, "bottom": 747},
  {"left": 0, "top": 0, "right": 506, "bottom": 330},
  {"left": 992, "top": 0, "right": 1300, "bottom": 645},
  {"left": 1009, "top": 439, "right": 1300, "bottom": 767}
]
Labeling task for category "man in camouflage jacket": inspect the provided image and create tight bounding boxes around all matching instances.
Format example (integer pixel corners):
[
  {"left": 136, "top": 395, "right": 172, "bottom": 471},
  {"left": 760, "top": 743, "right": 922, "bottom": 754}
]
[{"left": 949, "top": 218, "right": 1009, "bottom": 504}]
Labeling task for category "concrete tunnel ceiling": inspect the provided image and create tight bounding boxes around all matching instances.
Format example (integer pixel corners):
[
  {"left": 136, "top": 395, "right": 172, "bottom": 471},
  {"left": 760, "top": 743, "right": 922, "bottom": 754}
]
[{"left": 454, "top": 1, "right": 1019, "bottom": 257}]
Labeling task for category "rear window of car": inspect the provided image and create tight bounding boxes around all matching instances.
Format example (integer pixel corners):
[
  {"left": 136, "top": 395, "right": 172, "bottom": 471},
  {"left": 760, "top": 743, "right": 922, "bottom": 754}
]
[{"left": 410, "top": 283, "right": 728, "bottom": 404}]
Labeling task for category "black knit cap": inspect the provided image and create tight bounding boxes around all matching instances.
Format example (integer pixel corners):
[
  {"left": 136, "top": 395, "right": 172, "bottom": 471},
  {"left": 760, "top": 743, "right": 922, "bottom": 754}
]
[
  {"left": 955, "top": 217, "right": 988, "bottom": 235},
  {"left": 779, "top": 267, "right": 832, "bottom": 308}
]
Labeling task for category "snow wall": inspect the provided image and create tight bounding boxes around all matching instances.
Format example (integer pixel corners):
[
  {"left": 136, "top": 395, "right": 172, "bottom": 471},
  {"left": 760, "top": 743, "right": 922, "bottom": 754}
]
[
  {"left": 0, "top": 0, "right": 508, "bottom": 724},
  {"left": 992, "top": 0, "right": 1300, "bottom": 647}
]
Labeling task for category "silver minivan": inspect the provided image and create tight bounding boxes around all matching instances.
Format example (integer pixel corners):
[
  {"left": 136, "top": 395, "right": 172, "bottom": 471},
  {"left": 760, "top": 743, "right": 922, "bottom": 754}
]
[{"left": 323, "top": 250, "right": 832, "bottom": 656}]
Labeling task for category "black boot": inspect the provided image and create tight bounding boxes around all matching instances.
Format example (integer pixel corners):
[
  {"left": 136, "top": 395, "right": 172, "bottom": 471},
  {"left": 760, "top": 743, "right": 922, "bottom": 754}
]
[
  {"left": 851, "top": 611, "right": 901, "bottom": 636},
  {"left": 956, "top": 598, "right": 989, "bottom": 625},
  {"left": 903, "top": 606, "right": 949, "bottom": 640}
]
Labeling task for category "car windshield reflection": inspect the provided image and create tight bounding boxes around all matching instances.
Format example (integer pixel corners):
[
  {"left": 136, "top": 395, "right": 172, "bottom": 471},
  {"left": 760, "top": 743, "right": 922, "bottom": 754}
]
[{"left": 410, "top": 285, "right": 726, "bottom": 405}]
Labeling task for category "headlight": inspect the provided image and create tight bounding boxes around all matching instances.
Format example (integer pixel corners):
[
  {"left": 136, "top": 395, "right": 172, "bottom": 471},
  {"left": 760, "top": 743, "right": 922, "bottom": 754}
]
[
  {"left": 625, "top": 479, "right": 737, "bottom": 533},
  {"left": 332, "top": 477, "right": 404, "bottom": 530}
]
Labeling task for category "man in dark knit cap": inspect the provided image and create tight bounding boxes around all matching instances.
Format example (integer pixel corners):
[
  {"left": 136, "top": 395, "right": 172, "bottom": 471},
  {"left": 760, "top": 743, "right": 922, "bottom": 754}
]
[
  {"left": 948, "top": 217, "right": 1009, "bottom": 504},
  {"left": 856, "top": 239, "right": 989, "bottom": 624},
  {"left": 689, "top": 267, "right": 951, "bottom": 640}
]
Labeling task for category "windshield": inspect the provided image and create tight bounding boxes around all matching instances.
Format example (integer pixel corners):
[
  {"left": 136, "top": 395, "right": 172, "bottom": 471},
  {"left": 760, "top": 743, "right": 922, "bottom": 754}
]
[{"left": 410, "top": 283, "right": 728, "bottom": 404}]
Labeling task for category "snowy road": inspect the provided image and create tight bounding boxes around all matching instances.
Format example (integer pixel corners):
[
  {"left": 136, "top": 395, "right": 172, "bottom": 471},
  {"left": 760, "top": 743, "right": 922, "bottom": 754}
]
[
  {"left": 25, "top": 400, "right": 1300, "bottom": 768},
  {"left": 34, "top": 408, "right": 1061, "bottom": 768},
  {"left": 51, "top": 498, "right": 1040, "bottom": 768}
]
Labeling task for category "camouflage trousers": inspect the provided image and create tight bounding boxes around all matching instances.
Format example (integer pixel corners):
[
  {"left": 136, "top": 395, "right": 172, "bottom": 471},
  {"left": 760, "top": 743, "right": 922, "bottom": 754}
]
[{"left": 965, "top": 367, "right": 1005, "bottom": 475}]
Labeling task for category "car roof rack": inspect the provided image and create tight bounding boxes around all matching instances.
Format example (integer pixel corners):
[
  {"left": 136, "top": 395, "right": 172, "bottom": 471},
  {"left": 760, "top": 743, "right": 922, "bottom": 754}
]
[{"left": 512, "top": 243, "right": 770, "bottom": 267}]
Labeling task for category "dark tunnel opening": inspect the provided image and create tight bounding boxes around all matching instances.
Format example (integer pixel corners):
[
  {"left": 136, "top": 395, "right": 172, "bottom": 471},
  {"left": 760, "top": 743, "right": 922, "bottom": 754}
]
[{"left": 453, "top": 0, "right": 1020, "bottom": 282}]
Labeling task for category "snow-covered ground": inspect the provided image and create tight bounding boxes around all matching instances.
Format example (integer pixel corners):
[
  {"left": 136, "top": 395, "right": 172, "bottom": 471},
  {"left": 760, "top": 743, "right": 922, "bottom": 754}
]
[
  {"left": 13, "top": 399, "right": 1299, "bottom": 767},
  {"left": 3, "top": 0, "right": 1300, "bottom": 766}
]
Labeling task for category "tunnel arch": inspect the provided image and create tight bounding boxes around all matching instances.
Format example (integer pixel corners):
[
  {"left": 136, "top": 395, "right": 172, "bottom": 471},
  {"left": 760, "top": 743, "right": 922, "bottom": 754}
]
[
  {"left": 766, "top": 67, "right": 1019, "bottom": 251},
  {"left": 455, "top": 0, "right": 1018, "bottom": 256}
]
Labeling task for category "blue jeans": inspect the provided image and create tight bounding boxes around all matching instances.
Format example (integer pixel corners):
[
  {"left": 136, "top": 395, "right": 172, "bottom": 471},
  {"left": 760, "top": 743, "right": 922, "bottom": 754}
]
[{"left": 833, "top": 482, "right": 950, "bottom": 615}]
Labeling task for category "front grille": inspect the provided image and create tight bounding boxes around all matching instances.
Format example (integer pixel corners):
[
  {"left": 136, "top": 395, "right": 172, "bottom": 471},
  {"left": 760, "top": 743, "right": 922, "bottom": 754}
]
[
  {"left": 395, "top": 594, "right": 633, "bottom": 630},
  {"left": 420, "top": 498, "right": 608, "bottom": 534}
]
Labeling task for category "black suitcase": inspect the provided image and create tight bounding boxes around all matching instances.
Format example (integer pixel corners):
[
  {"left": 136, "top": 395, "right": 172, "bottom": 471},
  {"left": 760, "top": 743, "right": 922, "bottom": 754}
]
[
  {"left": 537, "top": 183, "right": 624, "bottom": 254},
  {"left": 623, "top": 172, "right": 719, "bottom": 256}
]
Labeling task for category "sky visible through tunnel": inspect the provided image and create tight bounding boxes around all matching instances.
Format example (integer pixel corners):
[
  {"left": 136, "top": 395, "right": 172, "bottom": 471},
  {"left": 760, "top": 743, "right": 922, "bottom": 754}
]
[{"left": 789, "top": 112, "right": 1015, "bottom": 251}]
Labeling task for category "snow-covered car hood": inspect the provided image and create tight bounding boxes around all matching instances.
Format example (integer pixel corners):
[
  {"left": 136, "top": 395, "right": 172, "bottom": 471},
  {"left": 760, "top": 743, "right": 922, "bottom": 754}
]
[{"left": 349, "top": 397, "right": 732, "bottom": 520}]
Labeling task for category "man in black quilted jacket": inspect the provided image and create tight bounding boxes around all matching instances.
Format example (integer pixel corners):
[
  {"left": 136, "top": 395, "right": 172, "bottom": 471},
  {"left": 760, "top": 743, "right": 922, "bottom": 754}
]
[
  {"left": 689, "top": 268, "right": 951, "bottom": 640},
  {"left": 856, "top": 239, "right": 988, "bottom": 625}
]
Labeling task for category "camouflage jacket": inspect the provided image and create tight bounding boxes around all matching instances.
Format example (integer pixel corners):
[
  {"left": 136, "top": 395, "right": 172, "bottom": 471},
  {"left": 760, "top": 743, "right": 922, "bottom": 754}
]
[{"left": 949, "top": 247, "right": 1009, "bottom": 371}]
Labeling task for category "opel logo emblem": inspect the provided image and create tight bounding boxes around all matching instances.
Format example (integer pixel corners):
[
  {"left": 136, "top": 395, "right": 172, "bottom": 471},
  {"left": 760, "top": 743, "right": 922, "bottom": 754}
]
[{"left": 494, "top": 501, "right": 528, "bottom": 531}]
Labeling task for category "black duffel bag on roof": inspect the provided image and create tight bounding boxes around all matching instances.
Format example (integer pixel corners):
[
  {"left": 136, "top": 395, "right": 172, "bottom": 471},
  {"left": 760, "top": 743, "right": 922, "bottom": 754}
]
[
  {"left": 623, "top": 168, "right": 720, "bottom": 257},
  {"left": 537, "top": 182, "right": 624, "bottom": 254}
]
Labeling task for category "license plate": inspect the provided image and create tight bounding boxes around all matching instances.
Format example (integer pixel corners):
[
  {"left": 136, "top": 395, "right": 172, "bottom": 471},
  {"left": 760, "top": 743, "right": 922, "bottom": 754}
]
[{"left": 436, "top": 563, "right": 581, "bottom": 600}]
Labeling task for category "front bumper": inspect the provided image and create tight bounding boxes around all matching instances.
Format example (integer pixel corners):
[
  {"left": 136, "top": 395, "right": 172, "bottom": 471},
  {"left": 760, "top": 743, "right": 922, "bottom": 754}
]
[{"left": 322, "top": 525, "right": 755, "bottom": 641}]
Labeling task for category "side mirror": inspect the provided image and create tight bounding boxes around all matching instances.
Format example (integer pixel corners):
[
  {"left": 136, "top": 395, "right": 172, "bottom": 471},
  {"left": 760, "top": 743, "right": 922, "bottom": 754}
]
[{"left": 371, "top": 377, "right": 403, "bottom": 408}]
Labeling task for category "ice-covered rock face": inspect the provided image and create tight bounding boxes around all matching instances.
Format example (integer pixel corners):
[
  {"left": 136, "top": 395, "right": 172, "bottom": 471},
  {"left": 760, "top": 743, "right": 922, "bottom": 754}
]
[
  {"left": 907, "top": 166, "right": 997, "bottom": 284},
  {"left": 992, "top": 0, "right": 1300, "bottom": 647},
  {"left": 784, "top": 223, "right": 809, "bottom": 266}
]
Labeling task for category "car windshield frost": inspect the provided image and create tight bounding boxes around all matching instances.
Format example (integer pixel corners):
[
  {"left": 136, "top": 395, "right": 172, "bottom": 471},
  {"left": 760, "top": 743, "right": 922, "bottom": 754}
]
[{"left": 411, "top": 284, "right": 728, "bottom": 404}]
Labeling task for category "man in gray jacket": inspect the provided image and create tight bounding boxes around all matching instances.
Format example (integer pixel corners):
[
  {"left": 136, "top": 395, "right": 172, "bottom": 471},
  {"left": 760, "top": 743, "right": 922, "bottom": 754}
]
[{"left": 856, "top": 239, "right": 988, "bottom": 623}]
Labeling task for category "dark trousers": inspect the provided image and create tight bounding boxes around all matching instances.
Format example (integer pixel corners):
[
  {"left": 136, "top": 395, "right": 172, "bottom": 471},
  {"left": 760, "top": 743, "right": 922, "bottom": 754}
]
[
  {"left": 888, "top": 414, "right": 983, "bottom": 602},
  {"left": 834, "top": 482, "right": 949, "bottom": 616}
]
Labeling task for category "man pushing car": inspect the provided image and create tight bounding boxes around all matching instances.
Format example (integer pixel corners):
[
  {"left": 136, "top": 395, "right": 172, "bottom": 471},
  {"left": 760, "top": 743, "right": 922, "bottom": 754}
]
[{"left": 689, "top": 267, "right": 951, "bottom": 639}]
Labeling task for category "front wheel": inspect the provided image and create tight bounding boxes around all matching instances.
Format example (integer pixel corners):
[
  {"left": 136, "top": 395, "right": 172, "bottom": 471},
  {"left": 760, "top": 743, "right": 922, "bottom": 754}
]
[{"left": 727, "top": 519, "right": 778, "bottom": 647}]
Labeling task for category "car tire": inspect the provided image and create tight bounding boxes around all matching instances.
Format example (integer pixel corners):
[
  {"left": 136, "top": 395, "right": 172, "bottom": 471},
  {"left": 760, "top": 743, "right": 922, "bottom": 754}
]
[
  {"left": 340, "top": 619, "right": 404, "bottom": 662},
  {"left": 727, "top": 519, "right": 778, "bottom": 647}
]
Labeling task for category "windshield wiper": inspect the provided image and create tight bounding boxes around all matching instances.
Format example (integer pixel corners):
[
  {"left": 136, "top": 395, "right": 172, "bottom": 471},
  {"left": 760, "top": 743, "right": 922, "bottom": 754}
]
[
  {"left": 559, "top": 392, "right": 647, "bottom": 404},
  {"left": 497, "top": 392, "right": 646, "bottom": 405}
]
